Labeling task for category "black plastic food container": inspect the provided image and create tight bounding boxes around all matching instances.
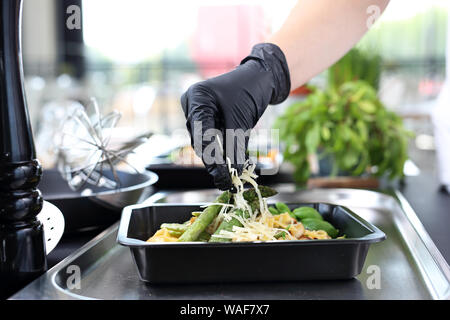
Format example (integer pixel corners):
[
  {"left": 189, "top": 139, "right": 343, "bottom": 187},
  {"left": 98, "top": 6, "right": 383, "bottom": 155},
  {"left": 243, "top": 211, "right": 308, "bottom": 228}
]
[{"left": 117, "top": 202, "right": 386, "bottom": 284}]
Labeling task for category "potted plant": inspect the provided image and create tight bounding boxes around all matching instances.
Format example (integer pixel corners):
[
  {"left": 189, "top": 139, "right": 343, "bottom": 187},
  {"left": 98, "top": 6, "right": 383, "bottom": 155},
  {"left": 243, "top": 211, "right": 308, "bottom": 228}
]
[
  {"left": 327, "top": 47, "right": 382, "bottom": 90},
  {"left": 274, "top": 80, "right": 413, "bottom": 187}
]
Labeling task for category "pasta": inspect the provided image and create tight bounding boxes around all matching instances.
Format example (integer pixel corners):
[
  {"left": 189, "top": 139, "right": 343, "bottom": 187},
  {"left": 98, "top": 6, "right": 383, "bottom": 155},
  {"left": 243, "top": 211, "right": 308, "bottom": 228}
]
[{"left": 147, "top": 162, "right": 339, "bottom": 243}]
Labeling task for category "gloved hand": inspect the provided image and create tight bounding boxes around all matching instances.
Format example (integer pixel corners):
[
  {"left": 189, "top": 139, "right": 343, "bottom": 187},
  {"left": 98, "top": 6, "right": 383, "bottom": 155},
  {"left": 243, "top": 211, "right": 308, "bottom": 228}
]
[{"left": 181, "top": 43, "right": 291, "bottom": 190}]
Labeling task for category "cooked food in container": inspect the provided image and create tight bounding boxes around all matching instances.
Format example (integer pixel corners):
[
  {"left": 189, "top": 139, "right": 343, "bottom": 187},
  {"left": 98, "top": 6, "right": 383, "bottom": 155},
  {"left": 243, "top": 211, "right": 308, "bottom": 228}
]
[
  {"left": 118, "top": 163, "right": 385, "bottom": 283},
  {"left": 147, "top": 164, "right": 342, "bottom": 243}
]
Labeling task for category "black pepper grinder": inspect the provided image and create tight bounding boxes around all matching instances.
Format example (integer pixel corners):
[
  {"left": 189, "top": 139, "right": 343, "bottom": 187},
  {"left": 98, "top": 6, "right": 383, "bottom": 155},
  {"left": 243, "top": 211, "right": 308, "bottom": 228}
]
[{"left": 0, "top": 0, "right": 47, "bottom": 298}]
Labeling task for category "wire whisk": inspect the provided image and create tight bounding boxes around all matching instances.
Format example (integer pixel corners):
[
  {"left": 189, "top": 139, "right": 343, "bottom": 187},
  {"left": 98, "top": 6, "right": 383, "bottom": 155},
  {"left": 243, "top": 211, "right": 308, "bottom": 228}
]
[{"left": 56, "top": 98, "right": 150, "bottom": 191}]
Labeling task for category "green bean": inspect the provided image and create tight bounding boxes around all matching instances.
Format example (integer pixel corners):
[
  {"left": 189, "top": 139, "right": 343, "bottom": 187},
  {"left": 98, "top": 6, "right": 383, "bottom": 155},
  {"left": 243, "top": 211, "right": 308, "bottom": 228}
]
[
  {"left": 275, "top": 202, "right": 291, "bottom": 214},
  {"left": 275, "top": 202, "right": 296, "bottom": 219},
  {"left": 269, "top": 207, "right": 279, "bottom": 215}
]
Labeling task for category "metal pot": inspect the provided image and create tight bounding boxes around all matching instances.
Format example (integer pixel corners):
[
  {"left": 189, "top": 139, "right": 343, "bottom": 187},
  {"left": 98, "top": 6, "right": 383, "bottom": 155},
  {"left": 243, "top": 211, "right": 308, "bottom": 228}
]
[{"left": 39, "top": 169, "right": 158, "bottom": 234}]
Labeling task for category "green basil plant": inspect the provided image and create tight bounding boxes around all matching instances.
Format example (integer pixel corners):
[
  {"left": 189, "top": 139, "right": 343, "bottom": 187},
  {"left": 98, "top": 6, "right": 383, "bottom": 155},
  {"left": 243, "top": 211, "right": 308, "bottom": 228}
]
[{"left": 274, "top": 80, "right": 414, "bottom": 185}]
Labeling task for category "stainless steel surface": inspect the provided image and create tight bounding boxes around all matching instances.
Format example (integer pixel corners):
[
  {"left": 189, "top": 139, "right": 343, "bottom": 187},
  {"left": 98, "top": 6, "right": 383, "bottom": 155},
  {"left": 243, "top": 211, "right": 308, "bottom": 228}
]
[
  {"left": 40, "top": 169, "right": 159, "bottom": 233},
  {"left": 10, "top": 188, "right": 450, "bottom": 300},
  {"left": 41, "top": 169, "right": 159, "bottom": 210},
  {"left": 92, "top": 170, "right": 158, "bottom": 210}
]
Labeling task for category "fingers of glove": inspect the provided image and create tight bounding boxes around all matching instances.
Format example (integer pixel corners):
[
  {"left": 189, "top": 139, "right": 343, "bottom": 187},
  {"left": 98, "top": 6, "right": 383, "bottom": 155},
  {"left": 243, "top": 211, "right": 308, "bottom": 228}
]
[
  {"left": 180, "top": 91, "right": 188, "bottom": 116},
  {"left": 201, "top": 132, "right": 233, "bottom": 191},
  {"left": 223, "top": 128, "right": 250, "bottom": 176},
  {"left": 216, "top": 63, "right": 273, "bottom": 130},
  {"left": 206, "top": 162, "right": 233, "bottom": 191},
  {"left": 181, "top": 83, "right": 220, "bottom": 156},
  {"left": 181, "top": 84, "right": 233, "bottom": 190},
  {"left": 181, "top": 83, "right": 219, "bottom": 120}
]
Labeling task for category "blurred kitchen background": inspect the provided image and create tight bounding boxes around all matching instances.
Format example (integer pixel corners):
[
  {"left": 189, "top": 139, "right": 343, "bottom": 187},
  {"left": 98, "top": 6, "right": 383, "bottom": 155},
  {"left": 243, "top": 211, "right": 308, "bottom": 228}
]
[{"left": 22, "top": 0, "right": 448, "bottom": 175}]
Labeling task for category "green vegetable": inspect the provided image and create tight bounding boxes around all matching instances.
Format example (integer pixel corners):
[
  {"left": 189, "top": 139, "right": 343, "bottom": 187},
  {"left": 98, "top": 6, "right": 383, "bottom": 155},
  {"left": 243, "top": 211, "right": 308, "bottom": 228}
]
[
  {"left": 274, "top": 80, "right": 414, "bottom": 186},
  {"left": 209, "top": 192, "right": 274, "bottom": 242},
  {"left": 160, "top": 223, "right": 188, "bottom": 237},
  {"left": 248, "top": 199, "right": 261, "bottom": 214},
  {"left": 161, "top": 229, "right": 209, "bottom": 241},
  {"left": 208, "top": 187, "right": 277, "bottom": 243},
  {"left": 178, "top": 191, "right": 231, "bottom": 242},
  {"left": 293, "top": 207, "right": 323, "bottom": 221},
  {"left": 274, "top": 231, "right": 287, "bottom": 239},
  {"left": 163, "top": 230, "right": 181, "bottom": 237},
  {"left": 275, "top": 202, "right": 290, "bottom": 214},
  {"left": 268, "top": 207, "right": 279, "bottom": 215},
  {"left": 275, "top": 202, "right": 296, "bottom": 219},
  {"left": 302, "top": 218, "right": 339, "bottom": 238},
  {"left": 197, "top": 231, "right": 211, "bottom": 242},
  {"left": 209, "top": 209, "right": 250, "bottom": 243},
  {"left": 161, "top": 223, "right": 188, "bottom": 232},
  {"left": 209, "top": 199, "right": 261, "bottom": 243},
  {"left": 243, "top": 186, "right": 278, "bottom": 202}
]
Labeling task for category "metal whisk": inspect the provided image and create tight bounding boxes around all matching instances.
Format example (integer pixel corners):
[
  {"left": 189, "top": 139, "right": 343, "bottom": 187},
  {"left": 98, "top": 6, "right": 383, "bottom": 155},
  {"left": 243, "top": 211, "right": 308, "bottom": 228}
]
[{"left": 56, "top": 98, "right": 150, "bottom": 191}]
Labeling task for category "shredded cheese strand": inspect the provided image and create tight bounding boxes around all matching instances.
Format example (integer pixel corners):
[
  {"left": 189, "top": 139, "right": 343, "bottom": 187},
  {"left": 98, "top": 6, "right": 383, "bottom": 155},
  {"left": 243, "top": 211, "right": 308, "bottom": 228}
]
[{"left": 212, "top": 160, "right": 299, "bottom": 242}]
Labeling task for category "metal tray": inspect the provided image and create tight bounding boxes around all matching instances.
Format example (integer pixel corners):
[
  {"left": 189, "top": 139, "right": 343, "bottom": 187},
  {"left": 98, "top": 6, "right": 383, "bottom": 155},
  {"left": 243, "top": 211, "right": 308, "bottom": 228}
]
[
  {"left": 10, "top": 189, "right": 450, "bottom": 300},
  {"left": 118, "top": 202, "right": 386, "bottom": 283}
]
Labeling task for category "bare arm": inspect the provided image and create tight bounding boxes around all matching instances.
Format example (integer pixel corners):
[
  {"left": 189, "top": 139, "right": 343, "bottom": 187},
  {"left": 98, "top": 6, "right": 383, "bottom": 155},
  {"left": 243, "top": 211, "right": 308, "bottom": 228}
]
[{"left": 269, "top": 0, "right": 390, "bottom": 89}]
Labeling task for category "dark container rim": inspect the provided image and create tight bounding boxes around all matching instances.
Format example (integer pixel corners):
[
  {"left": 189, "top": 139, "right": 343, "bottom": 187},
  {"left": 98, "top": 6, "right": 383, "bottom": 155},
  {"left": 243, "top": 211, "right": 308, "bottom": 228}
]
[{"left": 117, "top": 202, "right": 386, "bottom": 248}]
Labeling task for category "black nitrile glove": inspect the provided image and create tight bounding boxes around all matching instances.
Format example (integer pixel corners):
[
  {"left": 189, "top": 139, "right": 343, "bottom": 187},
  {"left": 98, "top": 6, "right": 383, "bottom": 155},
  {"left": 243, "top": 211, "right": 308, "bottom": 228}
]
[{"left": 181, "top": 43, "right": 291, "bottom": 190}]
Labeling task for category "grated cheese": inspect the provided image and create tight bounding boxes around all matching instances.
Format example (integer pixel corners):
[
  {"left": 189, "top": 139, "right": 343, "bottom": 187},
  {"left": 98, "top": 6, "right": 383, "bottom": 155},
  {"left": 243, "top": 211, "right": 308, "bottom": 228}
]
[
  {"left": 215, "top": 161, "right": 298, "bottom": 242},
  {"left": 147, "top": 158, "right": 332, "bottom": 242}
]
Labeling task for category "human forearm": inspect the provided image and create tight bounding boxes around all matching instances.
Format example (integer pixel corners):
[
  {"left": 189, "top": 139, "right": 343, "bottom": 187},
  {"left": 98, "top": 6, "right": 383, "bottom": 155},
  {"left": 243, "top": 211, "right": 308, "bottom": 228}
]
[{"left": 269, "top": 0, "right": 390, "bottom": 89}]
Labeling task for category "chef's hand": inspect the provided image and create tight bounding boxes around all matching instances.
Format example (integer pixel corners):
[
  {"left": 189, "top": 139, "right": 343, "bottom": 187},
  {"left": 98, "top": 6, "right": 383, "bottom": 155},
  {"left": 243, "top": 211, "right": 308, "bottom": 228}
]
[{"left": 181, "top": 43, "right": 291, "bottom": 190}]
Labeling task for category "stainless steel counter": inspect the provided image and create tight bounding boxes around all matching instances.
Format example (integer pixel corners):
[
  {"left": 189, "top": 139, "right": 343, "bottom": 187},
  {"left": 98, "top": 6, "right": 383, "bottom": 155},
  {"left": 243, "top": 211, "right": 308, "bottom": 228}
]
[{"left": 10, "top": 188, "right": 450, "bottom": 300}]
